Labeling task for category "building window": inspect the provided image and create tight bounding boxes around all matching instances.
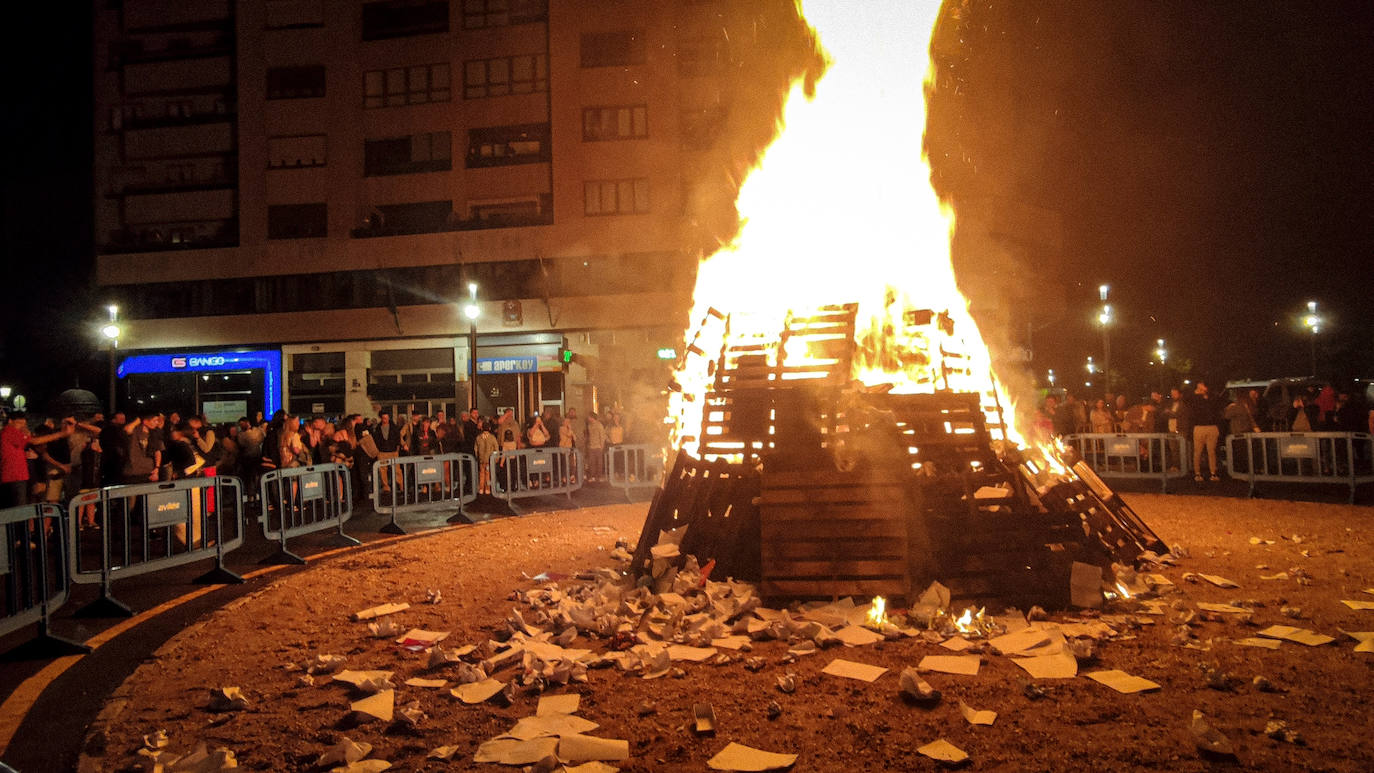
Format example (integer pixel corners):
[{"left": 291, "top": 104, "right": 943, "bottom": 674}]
[
  {"left": 266, "top": 0, "right": 324, "bottom": 29},
  {"left": 364, "top": 63, "right": 451, "bottom": 108},
  {"left": 583, "top": 178, "right": 649, "bottom": 216},
  {"left": 268, "top": 134, "right": 327, "bottom": 168},
  {"left": 364, "top": 131, "right": 452, "bottom": 176},
  {"left": 461, "top": 0, "right": 547, "bottom": 30},
  {"left": 361, "top": 200, "right": 453, "bottom": 236},
  {"left": 580, "top": 30, "right": 645, "bottom": 68},
  {"left": 362, "top": 0, "right": 449, "bottom": 40},
  {"left": 463, "top": 54, "right": 547, "bottom": 99},
  {"left": 267, "top": 65, "right": 326, "bottom": 99},
  {"left": 466, "top": 123, "right": 550, "bottom": 168},
  {"left": 582, "top": 105, "right": 647, "bottom": 141},
  {"left": 267, "top": 203, "right": 328, "bottom": 239}
]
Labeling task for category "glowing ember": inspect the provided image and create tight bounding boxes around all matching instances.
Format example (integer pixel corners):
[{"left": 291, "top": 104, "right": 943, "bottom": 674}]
[
  {"left": 953, "top": 606, "right": 985, "bottom": 634},
  {"left": 866, "top": 596, "right": 889, "bottom": 628},
  {"left": 669, "top": 0, "right": 1027, "bottom": 456},
  {"left": 1115, "top": 582, "right": 1133, "bottom": 600}
]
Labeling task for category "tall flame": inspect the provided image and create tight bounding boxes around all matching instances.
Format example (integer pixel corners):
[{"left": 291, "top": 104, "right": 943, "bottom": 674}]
[{"left": 671, "top": 0, "right": 1024, "bottom": 453}]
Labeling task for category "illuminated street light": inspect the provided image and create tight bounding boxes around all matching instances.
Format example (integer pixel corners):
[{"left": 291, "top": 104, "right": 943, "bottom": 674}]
[
  {"left": 1154, "top": 338, "right": 1167, "bottom": 364},
  {"left": 464, "top": 283, "right": 480, "bottom": 411},
  {"left": 101, "top": 305, "right": 121, "bottom": 413},
  {"left": 1085, "top": 356, "right": 1096, "bottom": 374},
  {"left": 1097, "top": 285, "right": 1112, "bottom": 396},
  {"left": 1047, "top": 368, "right": 1056, "bottom": 387},
  {"left": 1303, "top": 300, "right": 1322, "bottom": 376}
]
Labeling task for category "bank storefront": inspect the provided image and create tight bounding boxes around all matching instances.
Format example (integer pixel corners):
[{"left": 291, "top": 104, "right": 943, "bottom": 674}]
[{"left": 116, "top": 349, "right": 282, "bottom": 421}]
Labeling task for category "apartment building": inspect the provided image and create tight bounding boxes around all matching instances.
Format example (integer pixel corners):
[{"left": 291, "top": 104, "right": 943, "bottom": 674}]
[{"left": 93, "top": 0, "right": 806, "bottom": 428}]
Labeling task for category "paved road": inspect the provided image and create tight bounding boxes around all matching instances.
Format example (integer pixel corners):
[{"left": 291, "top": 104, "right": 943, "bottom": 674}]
[{"left": 0, "top": 484, "right": 651, "bottom": 772}]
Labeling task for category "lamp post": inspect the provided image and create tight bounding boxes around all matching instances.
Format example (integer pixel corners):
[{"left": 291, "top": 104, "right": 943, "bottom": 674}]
[
  {"left": 1097, "top": 284, "right": 1113, "bottom": 397},
  {"left": 100, "top": 305, "right": 121, "bottom": 413},
  {"left": 1302, "top": 301, "right": 1321, "bottom": 377},
  {"left": 1085, "top": 356, "right": 1096, "bottom": 390},
  {"left": 464, "top": 283, "right": 480, "bottom": 412},
  {"left": 1153, "top": 338, "right": 1168, "bottom": 392}
]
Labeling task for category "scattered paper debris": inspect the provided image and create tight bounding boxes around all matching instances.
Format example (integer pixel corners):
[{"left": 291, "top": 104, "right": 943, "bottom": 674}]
[
  {"left": 427, "top": 643, "right": 475, "bottom": 668},
  {"left": 1086, "top": 669, "right": 1161, "bottom": 694},
  {"left": 332, "top": 670, "right": 395, "bottom": 694},
  {"left": 537, "top": 694, "right": 581, "bottom": 716},
  {"left": 403, "top": 677, "right": 447, "bottom": 689},
  {"left": 1195, "top": 602, "right": 1249, "bottom": 614},
  {"left": 1340, "top": 599, "right": 1374, "bottom": 611},
  {"left": 351, "top": 602, "right": 409, "bottom": 621},
  {"left": 395, "top": 629, "right": 450, "bottom": 648},
  {"left": 206, "top": 687, "right": 248, "bottom": 711},
  {"left": 425, "top": 588, "right": 442, "bottom": 604},
  {"left": 317, "top": 738, "right": 371, "bottom": 767},
  {"left": 450, "top": 678, "right": 506, "bottom": 704},
  {"left": 367, "top": 618, "right": 403, "bottom": 638},
  {"left": 693, "top": 703, "right": 717, "bottom": 735},
  {"left": 1010, "top": 650, "right": 1078, "bottom": 679},
  {"left": 706, "top": 742, "right": 797, "bottom": 772},
  {"left": 307, "top": 654, "right": 347, "bottom": 675},
  {"left": 989, "top": 628, "right": 1052, "bottom": 657},
  {"left": 426, "top": 746, "right": 460, "bottom": 761},
  {"left": 667, "top": 644, "right": 718, "bottom": 662},
  {"left": 1190, "top": 709, "right": 1237, "bottom": 760},
  {"left": 1258, "top": 572, "right": 1290, "bottom": 581},
  {"left": 349, "top": 689, "right": 394, "bottom": 723},
  {"left": 821, "top": 658, "right": 887, "bottom": 683},
  {"left": 473, "top": 737, "right": 559, "bottom": 766},
  {"left": 899, "top": 667, "right": 941, "bottom": 706},
  {"left": 1256, "top": 625, "right": 1335, "bottom": 647},
  {"left": 917, "top": 738, "right": 969, "bottom": 765},
  {"left": 144, "top": 730, "right": 169, "bottom": 750},
  {"left": 834, "top": 625, "right": 883, "bottom": 647},
  {"left": 1236, "top": 637, "right": 1282, "bottom": 650},
  {"left": 1184, "top": 573, "right": 1240, "bottom": 589},
  {"left": 958, "top": 700, "right": 996, "bottom": 726},
  {"left": 1070, "top": 562, "right": 1104, "bottom": 609},
  {"left": 939, "top": 636, "right": 976, "bottom": 652},
  {"left": 917, "top": 654, "right": 981, "bottom": 676},
  {"left": 503, "top": 713, "right": 599, "bottom": 741},
  {"left": 559, "top": 734, "right": 630, "bottom": 763},
  {"left": 1265, "top": 719, "right": 1303, "bottom": 745},
  {"left": 1341, "top": 630, "right": 1374, "bottom": 653}
]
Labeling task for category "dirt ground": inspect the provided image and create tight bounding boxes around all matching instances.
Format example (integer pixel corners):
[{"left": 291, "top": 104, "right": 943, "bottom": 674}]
[{"left": 88, "top": 493, "right": 1374, "bottom": 772}]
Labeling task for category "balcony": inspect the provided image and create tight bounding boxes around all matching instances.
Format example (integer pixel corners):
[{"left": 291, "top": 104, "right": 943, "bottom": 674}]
[
  {"left": 101, "top": 219, "right": 239, "bottom": 254},
  {"left": 105, "top": 174, "right": 237, "bottom": 198},
  {"left": 108, "top": 35, "right": 233, "bottom": 70},
  {"left": 349, "top": 196, "right": 552, "bottom": 238}
]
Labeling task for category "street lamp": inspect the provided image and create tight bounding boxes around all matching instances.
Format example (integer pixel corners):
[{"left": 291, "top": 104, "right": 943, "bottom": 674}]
[
  {"left": 1154, "top": 338, "right": 1167, "bottom": 365},
  {"left": 1047, "top": 369, "right": 1056, "bottom": 387},
  {"left": 1302, "top": 301, "right": 1322, "bottom": 377},
  {"left": 463, "top": 283, "right": 480, "bottom": 412},
  {"left": 1097, "top": 285, "right": 1112, "bottom": 397},
  {"left": 101, "top": 305, "right": 121, "bottom": 413}
]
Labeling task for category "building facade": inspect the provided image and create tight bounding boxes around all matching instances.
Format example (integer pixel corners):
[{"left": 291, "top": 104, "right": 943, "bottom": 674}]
[{"left": 93, "top": 0, "right": 810, "bottom": 432}]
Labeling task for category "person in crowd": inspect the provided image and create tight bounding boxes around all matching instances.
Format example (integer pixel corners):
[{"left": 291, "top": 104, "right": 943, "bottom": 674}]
[
  {"left": 279, "top": 415, "right": 309, "bottom": 469},
  {"left": 1166, "top": 387, "right": 1190, "bottom": 436},
  {"left": 77, "top": 433, "right": 103, "bottom": 529},
  {"left": 99, "top": 411, "right": 130, "bottom": 487},
  {"left": 585, "top": 411, "right": 607, "bottom": 482},
  {"left": 559, "top": 411, "right": 576, "bottom": 449},
  {"left": 165, "top": 421, "right": 203, "bottom": 479},
  {"left": 1189, "top": 381, "right": 1225, "bottom": 482},
  {"left": 301, "top": 415, "right": 329, "bottom": 465},
  {"left": 1113, "top": 394, "right": 1130, "bottom": 430},
  {"left": 497, "top": 409, "right": 520, "bottom": 452},
  {"left": 461, "top": 410, "right": 480, "bottom": 455},
  {"left": 411, "top": 415, "right": 439, "bottom": 455},
  {"left": 1315, "top": 384, "right": 1338, "bottom": 428},
  {"left": 607, "top": 411, "right": 626, "bottom": 446},
  {"left": 1, "top": 412, "right": 72, "bottom": 508},
  {"left": 1036, "top": 396, "right": 1058, "bottom": 438},
  {"left": 1334, "top": 390, "right": 1364, "bottom": 432},
  {"left": 1089, "top": 399, "right": 1115, "bottom": 434},
  {"left": 187, "top": 415, "right": 221, "bottom": 473},
  {"left": 526, "top": 413, "right": 550, "bottom": 448},
  {"left": 126, "top": 412, "right": 164, "bottom": 483},
  {"left": 1288, "top": 395, "right": 1316, "bottom": 432},
  {"left": 474, "top": 420, "right": 498, "bottom": 495},
  {"left": 1144, "top": 392, "right": 1168, "bottom": 434},
  {"left": 1050, "top": 394, "right": 1076, "bottom": 437},
  {"left": 566, "top": 408, "right": 586, "bottom": 453},
  {"left": 1224, "top": 391, "right": 1261, "bottom": 437}
]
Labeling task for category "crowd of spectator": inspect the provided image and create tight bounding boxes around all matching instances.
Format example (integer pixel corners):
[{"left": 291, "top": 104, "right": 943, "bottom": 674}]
[
  {"left": 0, "top": 404, "right": 636, "bottom": 513},
  {"left": 1035, "top": 381, "right": 1373, "bottom": 482}
]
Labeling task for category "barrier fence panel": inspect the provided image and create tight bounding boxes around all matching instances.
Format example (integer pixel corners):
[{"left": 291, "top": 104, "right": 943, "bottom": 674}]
[
  {"left": 1227, "top": 432, "right": 1374, "bottom": 503},
  {"left": 1063, "top": 433, "right": 1190, "bottom": 493},
  {"left": 1, "top": 504, "right": 90, "bottom": 656},
  {"left": 605, "top": 444, "right": 666, "bottom": 501},
  {"left": 259, "top": 463, "right": 358, "bottom": 564},
  {"left": 371, "top": 453, "right": 479, "bottom": 534},
  {"left": 67, "top": 476, "right": 246, "bottom": 617},
  {"left": 490, "top": 448, "right": 582, "bottom": 505}
]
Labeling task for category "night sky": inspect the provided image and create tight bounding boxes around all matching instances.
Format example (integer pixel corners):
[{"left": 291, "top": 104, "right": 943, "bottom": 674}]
[{"left": 2, "top": 1, "right": 1371, "bottom": 411}]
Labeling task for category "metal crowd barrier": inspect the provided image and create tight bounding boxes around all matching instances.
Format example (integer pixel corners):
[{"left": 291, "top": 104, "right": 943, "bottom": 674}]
[
  {"left": 1226, "top": 432, "right": 1374, "bottom": 503},
  {"left": 371, "top": 453, "right": 479, "bottom": 534},
  {"left": 1, "top": 504, "right": 89, "bottom": 656},
  {"left": 1062, "top": 433, "right": 1190, "bottom": 493},
  {"left": 67, "top": 476, "right": 246, "bottom": 617},
  {"left": 490, "top": 447, "right": 582, "bottom": 505},
  {"left": 259, "top": 463, "right": 358, "bottom": 564},
  {"left": 604, "top": 444, "right": 666, "bottom": 501}
]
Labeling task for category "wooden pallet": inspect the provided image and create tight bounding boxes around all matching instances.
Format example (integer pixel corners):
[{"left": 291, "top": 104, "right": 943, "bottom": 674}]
[
  {"left": 758, "top": 468, "right": 911, "bottom": 600},
  {"left": 630, "top": 451, "right": 761, "bottom": 582}
]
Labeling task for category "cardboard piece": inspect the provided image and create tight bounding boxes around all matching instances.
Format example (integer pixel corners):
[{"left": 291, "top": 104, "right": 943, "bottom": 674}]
[
  {"left": 711, "top": 635, "right": 752, "bottom": 650},
  {"left": 694, "top": 703, "right": 717, "bottom": 735},
  {"left": 473, "top": 737, "right": 559, "bottom": 766},
  {"left": 351, "top": 602, "right": 409, "bottom": 621},
  {"left": 1086, "top": 669, "right": 1161, "bottom": 694},
  {"left": 504, "top": 713, "right": 599, "bottom": 741},
  {"left": 706, "top": 742, "right": 798, "bottom": 771},
  {"left": 917, "top": 654, "right": 981, "bottom": 676},
  {"left": 834, "top": 625, "right": 884, "bottom": 647},
  {"left": 558, "top": 734, "right": 630, "bottom": 763},
  {"left": 403, "top": 677, "right": 447, "bottom": 689},
  {"left": 1340, "top": 599, "right": 1374, "bottom": 611},
  {"left": 1010, "top": 650, "right": 1078, "bottom": 679},
  {"left": 1256, "top": 625, "right": 1335, "bottom": 647},
  {"left": 450, "top": 678, "right": 506, "bottom": 704},
  {"left": 821, "top": 658, "right": 888, "bottom": 683},
  {"left": 939, "top": 636, "right": 976, "bottom": 652},
  {"left": 349, "top": 690, "right": 394, "bottom": 723},
  {"left": 667, "top": 644, "right": 718, "bottom": 662},
  {"left": 395, "top": 629, "right": 450, "bottom": 646},
  {"left": 958, "top": 700, "right": 996, "bottom": 726},
  {"left": 317, "top": 738, "right": 371, "bottom": 767},
  {"left": 917, "top": 739, "right": 969, "bottom": 764},
  {"left": 1195, "top": 602, "right": 1250, "bottom": 614},
  {"left": 333, "top": 670, "right": 394, "bottom": 692},
  {"left": 1070, "top": 562, "right": 1103, "bottom": 608},
  {"left": 537, "top": 693, "right": 581, "bottom": 716},
  {"left": 1236, "top": 637, "right": 1282, "bottom": 650},
  {"left": 989, "top": 628, "right": 1052, "bottom": 656}
]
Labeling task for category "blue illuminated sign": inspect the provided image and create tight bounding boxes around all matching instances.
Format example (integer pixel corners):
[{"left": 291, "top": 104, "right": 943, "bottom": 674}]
[
  {"left": 117, "top": 349, "right": 283, "bottom": 417},
  {"left": 477, "top": 356, "right": 538, "bottom": 374}
]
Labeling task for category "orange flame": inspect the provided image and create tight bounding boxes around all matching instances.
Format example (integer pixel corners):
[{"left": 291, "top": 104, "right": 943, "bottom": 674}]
[
  {"left": 670, "top": 0, "right": 1027, "bottom": 456},
  {"left": 866, "top": 596, "right": 889, "bottom": 629}
]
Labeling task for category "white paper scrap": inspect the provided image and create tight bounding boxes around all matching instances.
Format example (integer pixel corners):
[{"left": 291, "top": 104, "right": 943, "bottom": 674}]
[
  {"left": 537, "top": 693, "right": 581, "bottom": 716},
  {"left": 834, "top": 625, "right": 883, "bottom": 647},
  {"left": 706, "top": 742, "right": 797, "bottom": 771},
  {"left": 1340, "top": 599, "right": 1374, "bottom": 611},
  {"left": 349, "top": 689, "right": 394, "bottom": 723},
  {"left": 1011, "top": 650, "right": 1078, "bottom": 679},
  {"left": 1236, "top": 637, "right": 1282, "bottom": 650},
  {"left": 558, "top": 734, "right": 630, "bottom": 762},
  {"left": 917, "top": 739, "right": 969, "bottom": 764},
  {"left": 473, "top": 737, "right": 559, "bottom": 766},
  {"left": 449, "top": 678, "right": 505, "bottom": 704},
  {"left": 821, "top": 658, "right": 887, "bottom": 683},
  {"left": 958, "top": 700, "right": 997, "bottom": 726},
  {"left": 403, "top": 677, "right": 447, "bottom": 689},
  {"left": 667, "top": 645, "right": 718, "bottom": 662},
  {"left": 503, "top": 713, "right": 599, "bottom": 741},
  {"left": 1086, "top": 669, "right": 1161, "bottom": 694},
  {"left": 351, "top": 602, "right": 409, "bottom": 621},
  {"left": 917, "top": 654, "right": 981, "bottom": 676}
]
